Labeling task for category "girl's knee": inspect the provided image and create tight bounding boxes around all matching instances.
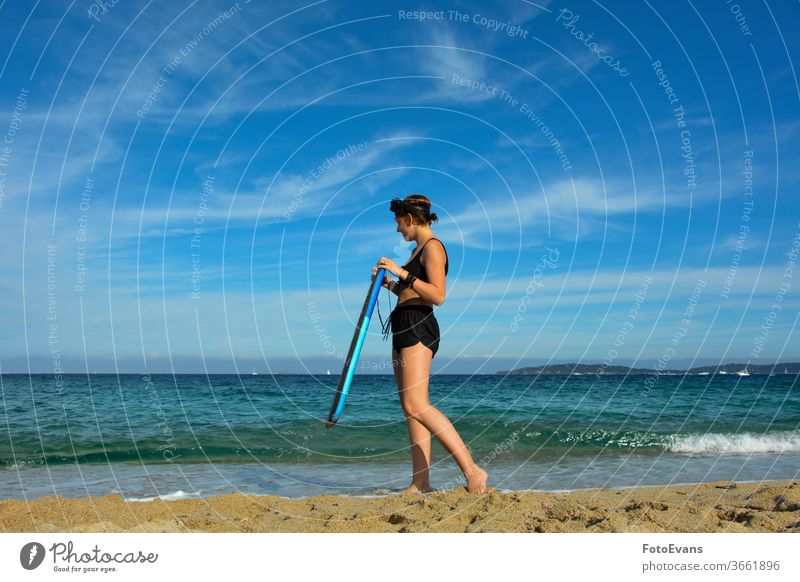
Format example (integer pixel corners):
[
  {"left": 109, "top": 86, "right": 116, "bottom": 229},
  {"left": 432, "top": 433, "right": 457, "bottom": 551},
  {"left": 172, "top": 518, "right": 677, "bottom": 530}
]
[{"left": 401, "top": 399, "right": 431, "bottom": 418}]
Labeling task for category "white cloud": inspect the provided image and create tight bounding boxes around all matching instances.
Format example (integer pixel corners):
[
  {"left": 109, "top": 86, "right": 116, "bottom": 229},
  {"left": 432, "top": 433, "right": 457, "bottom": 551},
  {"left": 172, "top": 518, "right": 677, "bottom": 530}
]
[{"left": 423, "top": 176, "right": 667, "bottom": 249}]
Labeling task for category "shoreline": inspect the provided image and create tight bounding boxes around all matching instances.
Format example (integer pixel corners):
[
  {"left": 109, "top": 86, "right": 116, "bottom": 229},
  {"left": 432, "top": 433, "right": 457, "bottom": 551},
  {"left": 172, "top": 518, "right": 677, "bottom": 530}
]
[{"left": 2, "top": 479, "right": 798, "bottom": 533}]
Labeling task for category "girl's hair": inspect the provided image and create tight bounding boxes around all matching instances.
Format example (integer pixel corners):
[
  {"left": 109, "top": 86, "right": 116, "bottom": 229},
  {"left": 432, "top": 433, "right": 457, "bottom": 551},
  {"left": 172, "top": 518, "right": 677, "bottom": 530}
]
[{"left": 392, "top": 193, "right": 439, "bottom": 225}]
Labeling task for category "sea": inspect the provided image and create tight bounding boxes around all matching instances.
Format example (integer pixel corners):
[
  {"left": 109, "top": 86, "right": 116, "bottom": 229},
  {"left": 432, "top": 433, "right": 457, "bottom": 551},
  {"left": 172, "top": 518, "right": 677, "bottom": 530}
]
[{"left": 1, "top": 373, "right": 798, "bottom": 501}]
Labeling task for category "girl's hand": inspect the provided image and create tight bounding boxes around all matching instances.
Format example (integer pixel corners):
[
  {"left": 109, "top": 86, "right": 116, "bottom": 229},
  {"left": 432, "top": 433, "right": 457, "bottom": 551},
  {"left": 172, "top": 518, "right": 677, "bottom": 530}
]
[
  {"left": 375, "top": 257, "right": 401, "bottom": 278},
  {"left": 372, "top": 265, "right": 393, "bottom": 289}
]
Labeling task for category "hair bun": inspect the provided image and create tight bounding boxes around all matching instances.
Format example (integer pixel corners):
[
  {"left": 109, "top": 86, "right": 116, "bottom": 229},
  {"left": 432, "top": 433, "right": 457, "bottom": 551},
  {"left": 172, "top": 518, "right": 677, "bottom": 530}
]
[{"left": 398, "top": 193, "right": 438, "bottom": 224}]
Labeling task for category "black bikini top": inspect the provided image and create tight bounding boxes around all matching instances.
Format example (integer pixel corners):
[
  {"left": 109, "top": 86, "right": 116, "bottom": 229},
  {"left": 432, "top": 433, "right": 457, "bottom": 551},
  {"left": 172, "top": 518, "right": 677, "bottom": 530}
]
[{"left": 401, "top": 237, "right": 449, "bottom": 284}]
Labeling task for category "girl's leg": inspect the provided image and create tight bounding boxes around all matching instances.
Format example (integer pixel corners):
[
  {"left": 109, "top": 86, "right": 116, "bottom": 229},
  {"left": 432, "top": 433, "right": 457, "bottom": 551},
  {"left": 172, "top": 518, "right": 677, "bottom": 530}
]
[
  {"left": 392, "top": 348, "right": 432, "bottom": 492},
  {"left": 398, "top": 342, "right": 488, "bottom": 494}
]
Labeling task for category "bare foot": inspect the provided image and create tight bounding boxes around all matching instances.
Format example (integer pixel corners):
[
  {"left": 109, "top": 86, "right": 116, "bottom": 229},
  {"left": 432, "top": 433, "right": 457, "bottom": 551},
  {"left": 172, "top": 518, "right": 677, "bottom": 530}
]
[
  {"left": 465, "top": 466, "right": 488, "bottom": 494},
  {"left": 401, "top": 482, "right": 433, "bottom": 494}
]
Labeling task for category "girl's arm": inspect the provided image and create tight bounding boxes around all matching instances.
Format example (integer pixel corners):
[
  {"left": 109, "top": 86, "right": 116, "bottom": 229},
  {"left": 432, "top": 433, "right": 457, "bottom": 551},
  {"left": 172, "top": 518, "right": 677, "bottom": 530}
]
[{"left": 390, "top": 279, "right": 405, "bottom": 296}]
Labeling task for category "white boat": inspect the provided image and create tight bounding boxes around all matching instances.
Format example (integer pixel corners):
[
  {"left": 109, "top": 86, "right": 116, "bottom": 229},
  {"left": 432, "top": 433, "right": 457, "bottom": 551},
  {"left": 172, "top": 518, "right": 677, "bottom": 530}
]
[
  {"left": 251, "top": 368, "right": 258, "bottom": 376},
  {"left": 326, "top": 369, "right": 331, "bottom": 375},
  {"left": 697, "top": 371, "right": 710, "bottom": 375},
  {"left": 719, "top": 370, "right": 728, "bottom": 375},
  {"left": 736, "top": 367, "right": 750, "bottom": 376}
]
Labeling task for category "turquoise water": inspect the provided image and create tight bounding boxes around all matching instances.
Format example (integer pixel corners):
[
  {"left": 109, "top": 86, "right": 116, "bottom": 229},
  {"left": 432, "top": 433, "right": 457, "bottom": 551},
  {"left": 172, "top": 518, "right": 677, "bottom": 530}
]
[{"left": 1, "top": 373, "right": 798, "bottom": 499}]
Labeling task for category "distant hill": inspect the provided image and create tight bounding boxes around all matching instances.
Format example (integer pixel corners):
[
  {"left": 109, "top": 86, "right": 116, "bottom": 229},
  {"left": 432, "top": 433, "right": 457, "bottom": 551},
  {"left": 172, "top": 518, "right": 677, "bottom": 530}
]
[{"left": 496, "top": 362, "right": 800, "bottom": 375}]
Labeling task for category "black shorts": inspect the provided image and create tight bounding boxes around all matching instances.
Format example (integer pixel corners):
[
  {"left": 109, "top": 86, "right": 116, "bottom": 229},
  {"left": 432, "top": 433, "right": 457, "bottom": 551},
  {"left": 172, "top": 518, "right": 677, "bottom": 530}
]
[{"left": 390, "top": 304, "right": 441, "bottom": 358}]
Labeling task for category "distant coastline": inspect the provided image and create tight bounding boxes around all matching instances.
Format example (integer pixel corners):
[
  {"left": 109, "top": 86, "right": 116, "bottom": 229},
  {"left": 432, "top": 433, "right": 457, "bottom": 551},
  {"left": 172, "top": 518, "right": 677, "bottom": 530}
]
[
  {"left": 497, "top": 362, "right": 800, "bottom": 375},
  {"left": 2, "top": 362, "right": 799, "bottom": 376}
]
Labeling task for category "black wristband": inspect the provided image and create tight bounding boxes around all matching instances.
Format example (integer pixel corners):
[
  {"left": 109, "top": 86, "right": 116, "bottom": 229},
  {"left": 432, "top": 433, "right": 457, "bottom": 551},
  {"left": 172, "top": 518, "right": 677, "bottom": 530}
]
[{"left": 407, "top": 275, "right": 417, "bottom": 289}]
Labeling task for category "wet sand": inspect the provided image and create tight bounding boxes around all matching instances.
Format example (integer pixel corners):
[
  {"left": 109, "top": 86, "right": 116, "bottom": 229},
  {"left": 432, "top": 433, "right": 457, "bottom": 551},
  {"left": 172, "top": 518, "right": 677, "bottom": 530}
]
[{"left": 2, "top": 480, "right": 799, "bottom": 533}]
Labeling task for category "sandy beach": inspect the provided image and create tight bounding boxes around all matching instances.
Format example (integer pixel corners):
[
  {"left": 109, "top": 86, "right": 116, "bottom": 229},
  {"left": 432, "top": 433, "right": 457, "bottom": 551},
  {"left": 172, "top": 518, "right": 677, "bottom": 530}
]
[{"left": 2, "top": 479, "right": 798, "bottom": 533}]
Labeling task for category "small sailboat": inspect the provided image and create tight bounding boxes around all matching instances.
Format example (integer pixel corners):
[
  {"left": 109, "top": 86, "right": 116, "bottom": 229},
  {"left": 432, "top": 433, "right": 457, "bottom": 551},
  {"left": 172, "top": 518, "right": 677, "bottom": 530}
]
[
  {"left": 251, "top": 368, "right": 258, "bottom": 376},
  {"left": 326, "top": 368, "right": 331, "bottom": 375},
  {"left": 735, "top": 367, "right": 750, "bottom": 376},
  {"left": 718, "top": 370, "right": 728, "bottom": 375},
  {"left": 698, "top": 371, "right": 710, "bottom": 375}
]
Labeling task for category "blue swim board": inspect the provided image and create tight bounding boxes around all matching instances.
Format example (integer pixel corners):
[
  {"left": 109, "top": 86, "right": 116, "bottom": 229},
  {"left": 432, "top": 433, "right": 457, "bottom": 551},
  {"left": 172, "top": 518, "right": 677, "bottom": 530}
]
[{"left": 326, "top": 268, "right": 386, "bottom": 428}]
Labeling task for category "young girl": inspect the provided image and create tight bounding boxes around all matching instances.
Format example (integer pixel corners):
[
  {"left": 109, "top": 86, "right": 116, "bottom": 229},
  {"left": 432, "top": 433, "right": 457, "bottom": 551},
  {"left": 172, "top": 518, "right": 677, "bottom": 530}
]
[{"left": 373, "top": 194, "right": 489, "bottom": 495}]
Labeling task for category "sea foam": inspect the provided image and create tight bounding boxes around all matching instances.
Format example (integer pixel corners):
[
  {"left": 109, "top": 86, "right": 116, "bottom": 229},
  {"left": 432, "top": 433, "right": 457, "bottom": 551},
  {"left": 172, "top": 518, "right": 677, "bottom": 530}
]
[
  {"left": 666, "top": 431, "right": 800, "bottom": 454},
  {"left": 124, "top": 490, "right": 202, "bottom": 502}
]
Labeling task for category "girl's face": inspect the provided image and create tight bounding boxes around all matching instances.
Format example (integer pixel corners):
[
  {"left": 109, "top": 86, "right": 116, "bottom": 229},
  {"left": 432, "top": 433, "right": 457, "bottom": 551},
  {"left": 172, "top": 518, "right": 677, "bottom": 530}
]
[{"left": 395, "top": 215, "right": 413, "bottom": 240}]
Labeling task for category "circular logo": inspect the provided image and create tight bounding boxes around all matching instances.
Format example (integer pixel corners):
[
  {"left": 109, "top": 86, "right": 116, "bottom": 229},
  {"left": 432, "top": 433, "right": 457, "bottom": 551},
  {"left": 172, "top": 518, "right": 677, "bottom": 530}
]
[{"left": 20, "top": 542, "right": 46, "bottom": 570}]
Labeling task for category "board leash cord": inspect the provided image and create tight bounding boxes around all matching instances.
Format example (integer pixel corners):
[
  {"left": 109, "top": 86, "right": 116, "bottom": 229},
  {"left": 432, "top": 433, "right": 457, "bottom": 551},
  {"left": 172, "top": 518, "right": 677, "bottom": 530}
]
[{"left": 377, "top": 273, "right": 394, "bottom": 342}]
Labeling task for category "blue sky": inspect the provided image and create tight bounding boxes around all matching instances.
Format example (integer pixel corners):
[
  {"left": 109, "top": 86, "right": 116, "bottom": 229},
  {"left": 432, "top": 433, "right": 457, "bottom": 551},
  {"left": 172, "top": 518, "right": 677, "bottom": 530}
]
[{"left": 0, "top": 0, "right": 798, "bottom": 374}]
